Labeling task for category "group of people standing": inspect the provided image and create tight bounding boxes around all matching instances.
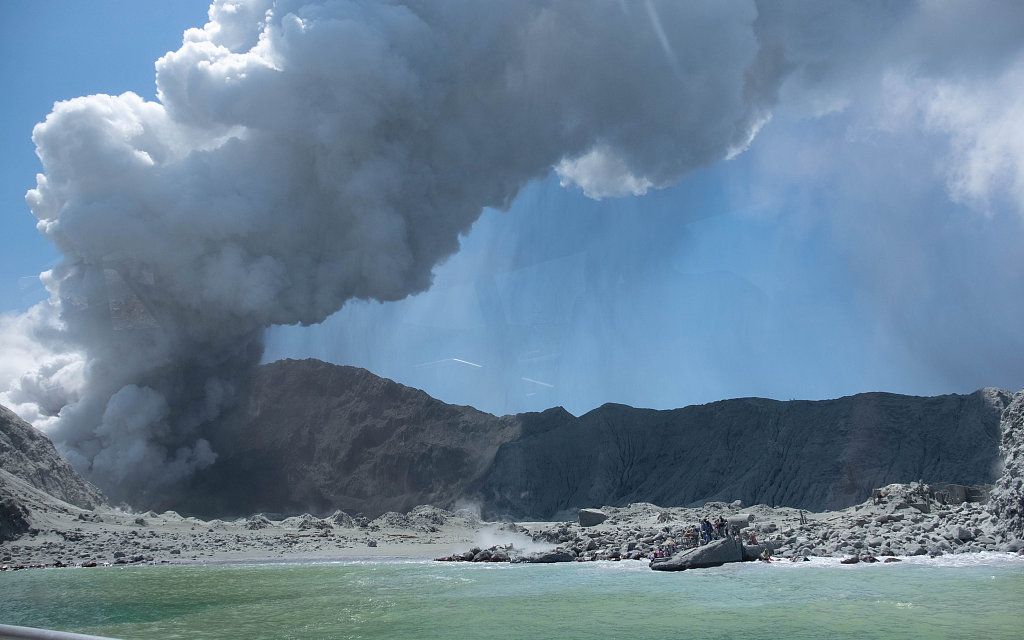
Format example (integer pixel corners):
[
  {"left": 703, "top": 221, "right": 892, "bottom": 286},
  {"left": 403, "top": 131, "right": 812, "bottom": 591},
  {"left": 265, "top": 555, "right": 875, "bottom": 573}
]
[
  {"left": 700, "top": 516, "right": 728, "bottom": 543},
  {"left": 649, "top": 513, "right": 775, "bottom": 560},
  {"left": 681, "top": 516, "right": 730, "bottom": 547}
]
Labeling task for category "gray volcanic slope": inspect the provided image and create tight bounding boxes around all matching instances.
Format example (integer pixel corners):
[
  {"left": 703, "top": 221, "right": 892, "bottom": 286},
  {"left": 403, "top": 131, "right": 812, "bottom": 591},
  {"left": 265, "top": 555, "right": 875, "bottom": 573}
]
[
  {"left": 474, "top": 389, "right": 1012, "bottom": 519},
  {"left": 0, "top": 404, "right": 104, "bottom": 509},
  {"left": 180, "top": 359, "right": 521, "bottom": 517},
  {"left": 179, "top": 359, "right": 1011, "bottom": 520}
]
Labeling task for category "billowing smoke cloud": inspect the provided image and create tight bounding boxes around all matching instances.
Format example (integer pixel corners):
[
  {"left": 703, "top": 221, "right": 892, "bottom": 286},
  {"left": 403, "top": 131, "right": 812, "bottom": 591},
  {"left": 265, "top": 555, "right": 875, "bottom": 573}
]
[
  {"left": 9, "top": 0, "right": 788, "bottom": 503},
  {"left": 9, "top": 0, "right": 1023, "bottom": 505},
  {"left": 264, "top": 0, "right": 1024, "bottom": 417}
]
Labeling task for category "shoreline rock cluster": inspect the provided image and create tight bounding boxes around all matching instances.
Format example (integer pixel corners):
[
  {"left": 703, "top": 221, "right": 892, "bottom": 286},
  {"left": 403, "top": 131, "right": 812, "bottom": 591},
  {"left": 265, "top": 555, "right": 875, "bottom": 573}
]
[
  {"left": 434, "top": 480, "right": 1024, "bottom": 570},
  {"left": 4, "top": 483, "right": 1024, "bottom": 572}
]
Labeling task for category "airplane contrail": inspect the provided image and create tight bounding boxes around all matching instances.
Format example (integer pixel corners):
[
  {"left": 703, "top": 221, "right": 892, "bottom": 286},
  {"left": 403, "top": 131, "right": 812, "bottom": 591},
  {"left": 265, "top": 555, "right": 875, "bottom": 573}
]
[
  {"left": 522, "top": 377, "right": 555, "bottom": 388},
  {"left": 413, "top": 357, "right": 484, "bottom": 369}
]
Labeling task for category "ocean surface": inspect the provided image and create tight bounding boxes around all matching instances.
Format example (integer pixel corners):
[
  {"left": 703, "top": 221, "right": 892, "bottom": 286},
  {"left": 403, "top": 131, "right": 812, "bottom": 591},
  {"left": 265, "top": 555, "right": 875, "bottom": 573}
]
[{"left": 2, "top": 554, "right": 1023, "bottom": 639}]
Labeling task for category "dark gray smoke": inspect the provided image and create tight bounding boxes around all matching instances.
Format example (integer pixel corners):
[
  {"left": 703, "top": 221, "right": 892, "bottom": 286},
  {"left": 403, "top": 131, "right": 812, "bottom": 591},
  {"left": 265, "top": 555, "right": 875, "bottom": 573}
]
[
  {"left": 6, "top": 0, "right": 785, "bottom": 503},
  {"left": 5, "top": 0, "right": 1021, "bottom": 505}
]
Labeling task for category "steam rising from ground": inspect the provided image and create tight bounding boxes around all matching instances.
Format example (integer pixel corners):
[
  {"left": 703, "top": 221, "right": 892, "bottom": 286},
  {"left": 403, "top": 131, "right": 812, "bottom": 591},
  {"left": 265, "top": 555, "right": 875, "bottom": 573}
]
[
  {"left": 474, "top": 526, "right": 555, "bottom": 556},
  {"left": 3, "top": 1, "right": 1022, "bottom": 505}
]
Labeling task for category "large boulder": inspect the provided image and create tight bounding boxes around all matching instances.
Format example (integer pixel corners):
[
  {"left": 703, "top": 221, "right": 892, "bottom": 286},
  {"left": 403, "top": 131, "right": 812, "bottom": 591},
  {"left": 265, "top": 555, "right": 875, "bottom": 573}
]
[
  {"left": 578, "top": 508, "right": 608, "bottom": 527},
  {"left": 742, "top": 543, "right": 770, "bottom": 561},
  {"left": 517, "top": 549, "right": 575, "bottom": 563},
  {"left": 650, "top": 537, "right": 744, "bottom": 571},
  {"left": 949, "top": 525, "right": 974, "bottom": 542},
  {"left": 727, "top": 513, "right": 755, "bottom": 531}
]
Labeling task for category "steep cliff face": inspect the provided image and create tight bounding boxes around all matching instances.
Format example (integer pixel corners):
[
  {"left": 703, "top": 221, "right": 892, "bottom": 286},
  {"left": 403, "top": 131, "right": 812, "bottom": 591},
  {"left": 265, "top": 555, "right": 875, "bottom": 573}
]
[
  {"left": 0, "top": 404, "right": 104, "bottom": 509},
  {"left": 179, "top": 359, "right": 521, "bottom": 517},
  {"left": 2, "top": 360, "right": 1013, "bottom": 524},
  {"left": 990, "top": 391, "right": 1024, "bottom": 537},
  {"left": 473, "top": 389, "right": 1012, "bottom": 519},
  {"left": 175, "top": 359, "right": 1010, "bottom": 520}
]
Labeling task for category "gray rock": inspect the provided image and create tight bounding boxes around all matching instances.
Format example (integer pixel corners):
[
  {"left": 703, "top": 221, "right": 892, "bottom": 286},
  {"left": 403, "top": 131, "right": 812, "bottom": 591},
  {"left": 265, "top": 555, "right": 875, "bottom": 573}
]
[
  {"left": 998, "top": 539, "right": 1023, "bottom": 552},
  {"left": 472, "top": 550, "right": 492, "bottom": 562},
  {"left": 407, "top": 505, "right": 454, "bottom": 528},
  {"left": 244, "top": 514, "right": 272, "bottom": 530},
  {"left": 949, "top": 525, "right": 974, "bottom": 542},
  {"left": 650, "top": 537, "right": 744, "bottom": 571},
  {"left": 0, "top": 497, "right": 31, "bottom": 541},
  {"left": 990, "top": 391, "right": 1024, "bottom": 539},
  {"left": 329, "top": 510, "right": 355, "bottom": 528},
  {"left": 579, "top": 509, "right": 609, "bottom": 527},
  {"left": 742, "top": 544, "right": 769, "bottom": 561},
  {"left": 296, "top": 515, "right": 332, "bottom": 530},
  {"left": 519, "top": 549, "right": 575, "bottom": 563},
  {"left": 490, "top": 550, "right": 510, "bottom": 562}
]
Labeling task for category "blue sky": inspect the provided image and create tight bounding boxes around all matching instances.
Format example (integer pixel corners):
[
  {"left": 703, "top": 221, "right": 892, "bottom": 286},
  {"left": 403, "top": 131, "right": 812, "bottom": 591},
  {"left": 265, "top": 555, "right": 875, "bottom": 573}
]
[
  {"left": 0, "top": 1, "right": 211, "bottom": 311},
  {"left": 3, "top": 1, "right": 1023, "bottom": 422}
]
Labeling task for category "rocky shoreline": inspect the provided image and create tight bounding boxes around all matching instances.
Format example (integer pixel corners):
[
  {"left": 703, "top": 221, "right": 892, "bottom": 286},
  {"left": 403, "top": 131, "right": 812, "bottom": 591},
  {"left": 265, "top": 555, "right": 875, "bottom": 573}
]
[
  {"left": 3, "top": 479, "right": 1023, "bottom": 573},
  {"left": 436, "top": 481, "right": 1024, "bottom": 567},
  {"left": 3, "top": 386, "right": 1023, "bottom": 574}
]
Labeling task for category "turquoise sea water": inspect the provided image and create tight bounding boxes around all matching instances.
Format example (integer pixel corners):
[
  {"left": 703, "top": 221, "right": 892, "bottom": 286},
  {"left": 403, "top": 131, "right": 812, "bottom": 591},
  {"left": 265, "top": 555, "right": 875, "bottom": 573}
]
[{"left": 2, "top": 554, "right": 1023, "bottom": 639}]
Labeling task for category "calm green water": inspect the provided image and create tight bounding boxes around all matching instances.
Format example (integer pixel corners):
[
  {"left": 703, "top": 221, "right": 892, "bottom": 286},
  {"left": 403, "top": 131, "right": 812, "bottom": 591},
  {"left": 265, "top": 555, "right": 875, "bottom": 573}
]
[{"left": 2, "top": 555, "right": 1023, "bottom": 639}]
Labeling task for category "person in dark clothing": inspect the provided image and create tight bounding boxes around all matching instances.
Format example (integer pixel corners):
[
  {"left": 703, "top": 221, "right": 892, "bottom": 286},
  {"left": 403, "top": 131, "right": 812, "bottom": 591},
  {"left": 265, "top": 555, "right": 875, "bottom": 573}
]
[{"left": 699, "top": 518, "right": 712, "bottom": 544}]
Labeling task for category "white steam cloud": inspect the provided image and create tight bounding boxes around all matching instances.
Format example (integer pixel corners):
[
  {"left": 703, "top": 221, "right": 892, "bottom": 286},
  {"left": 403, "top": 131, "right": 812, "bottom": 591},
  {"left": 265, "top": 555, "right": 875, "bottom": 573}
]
[
  {"left": 10, "top": 0, "right": 1022, "bottom": 506},
  {"left": 9, "top": 0, "right": 782, "bottom": 504}
]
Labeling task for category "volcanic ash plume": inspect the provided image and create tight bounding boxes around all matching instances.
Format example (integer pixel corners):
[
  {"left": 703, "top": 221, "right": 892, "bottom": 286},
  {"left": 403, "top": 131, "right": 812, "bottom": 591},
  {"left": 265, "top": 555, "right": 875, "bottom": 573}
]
[{"left": 8, "top": 0, "right": 787, "bottom": 504}]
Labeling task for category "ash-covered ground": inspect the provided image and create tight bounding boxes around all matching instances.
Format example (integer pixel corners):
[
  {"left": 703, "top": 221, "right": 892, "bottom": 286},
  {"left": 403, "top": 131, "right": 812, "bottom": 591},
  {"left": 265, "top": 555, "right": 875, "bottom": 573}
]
[{"left": 2, "top": 478, "right": 1021, "bottom": 571}]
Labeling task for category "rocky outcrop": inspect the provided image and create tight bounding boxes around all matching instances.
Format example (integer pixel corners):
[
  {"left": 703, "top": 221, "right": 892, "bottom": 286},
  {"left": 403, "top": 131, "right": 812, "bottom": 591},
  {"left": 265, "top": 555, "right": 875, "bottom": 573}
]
[
  {"left": 578, "top": 508, "right": 608, "bottom": 527},
  {"left": 518, "top": 549, "right": 575, "bottom": 563},
  {"left": 0, "top": 496, "right": 31, "bottom": 542},
  {"left": 990, "top": 391, "right": 1024, "bottom": 538},
  {"left": 650, "top": 536, "right": 744, "bottom": 571},
  {"left": 173, "top": 359, "right": 1009, "bottom": 520},
  {"left": 0, "top": 404, "right": 104, "bottom": 509}
]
